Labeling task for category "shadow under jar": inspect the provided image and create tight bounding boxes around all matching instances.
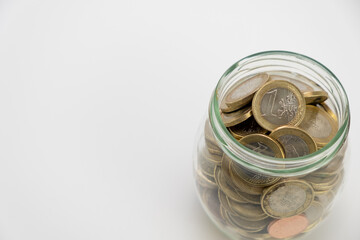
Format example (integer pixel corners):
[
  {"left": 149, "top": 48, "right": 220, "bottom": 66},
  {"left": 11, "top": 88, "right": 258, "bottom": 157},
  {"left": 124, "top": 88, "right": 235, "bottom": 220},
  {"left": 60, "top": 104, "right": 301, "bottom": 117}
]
[{"left": 194, "top": 51, "right": 350, "bottom": 240}]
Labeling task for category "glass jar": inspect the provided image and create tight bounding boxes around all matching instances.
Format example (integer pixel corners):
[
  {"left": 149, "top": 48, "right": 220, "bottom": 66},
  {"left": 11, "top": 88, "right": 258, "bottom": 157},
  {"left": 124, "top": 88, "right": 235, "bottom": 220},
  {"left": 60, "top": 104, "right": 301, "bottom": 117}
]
[{"left": 194, "top": 51, "right": 350, "bottom": 240}]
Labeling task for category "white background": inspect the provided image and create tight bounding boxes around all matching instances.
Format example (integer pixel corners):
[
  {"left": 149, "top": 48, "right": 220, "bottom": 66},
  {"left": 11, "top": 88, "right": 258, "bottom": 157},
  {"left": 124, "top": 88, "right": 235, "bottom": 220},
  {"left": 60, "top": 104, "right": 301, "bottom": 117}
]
[{"left": 0, "top": 0, "right": 359, "bottom": 239}]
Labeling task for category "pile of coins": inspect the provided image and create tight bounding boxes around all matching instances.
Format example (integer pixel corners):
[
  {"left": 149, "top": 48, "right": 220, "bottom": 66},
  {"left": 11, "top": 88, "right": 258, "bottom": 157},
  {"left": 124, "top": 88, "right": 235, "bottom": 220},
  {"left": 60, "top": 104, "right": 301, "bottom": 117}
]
[{"left": 195, "top": 72, "right": 345, "bottom": 239}]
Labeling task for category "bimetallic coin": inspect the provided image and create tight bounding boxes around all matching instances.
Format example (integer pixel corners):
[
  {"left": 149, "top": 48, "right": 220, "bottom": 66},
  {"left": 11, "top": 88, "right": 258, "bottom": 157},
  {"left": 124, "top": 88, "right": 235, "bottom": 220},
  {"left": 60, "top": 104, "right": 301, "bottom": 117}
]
[
  {"left": 228, "top": 199, "right": 268, "bottom": 221},
  {"left": 221, "top": 73, "right": 269, "bottom": 113},
  {"left": 201, "top": 188, "right": 222, "bottom": 221},
  {"left": 232, "top": 162, "right": 280, "bottom": 187},
  {"left": 228, "top": 117, "right": 268, "bottom": 140},
  {"left": 226, "top": 211, "right": 270, "bottom": 232},
  {"left": 239, "top": 134, "right": 285, "bottom": 158},
  {"left": 269, "top": 126, "right": 317, "bottom": 158},
  {"left": 261, "top": 180, "right": 315, "bottom": 219},
  {"left": 195, "top": 169, "right": 218, "bottom": 189},
  {"left": 299, "top": 105, "right": 338, "bottom": 148},
  {"left": 269, "top": 74, "right": 314, "bottom": 92},
  {"left": 303, "top": 201, "right": 324, "bottom": 232},
  {"left": 252, "top": 80, "right": 306, "bottom": 131},
  {"left": 303, "top": 91, "right": 328, "bottom": 104},
  {"left": 267, "top": 215, "right": 309, "bottom": 239},
  {"left": 216, "top": 168, "right": 248, "bottom": 203},
  {"left": 221, "top": 106, "right": 252, "bottom": 127},
  {"left": 305, "top": 173, "right": 339, "bottom": 192},
  {"left": 318, "top": 103, "right": 338, "bottom": 126}
]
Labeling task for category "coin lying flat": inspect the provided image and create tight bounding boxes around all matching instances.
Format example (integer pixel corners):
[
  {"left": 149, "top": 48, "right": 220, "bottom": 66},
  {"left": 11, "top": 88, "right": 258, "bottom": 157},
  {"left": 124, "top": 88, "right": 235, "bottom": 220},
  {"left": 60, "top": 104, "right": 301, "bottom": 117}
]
[
  {"left": 221, "top": 73, "right": 269, "bottom": 113},
  {"left": 303, "top": 201, "right": 324, "bottom": 232},
  {"left": 239, "top": 134, "right": 285, "bottom": 158},
  {"left": 252, "top": 80, "right": 306, "bottom": 131},
  {"left": 267, "top": 215, "right": 309, "bottom": 239},
  {"left": 221, "top": 106, "right": 252, "bottom": 127},
  {"left": 261, "top": 180, "right": 315, "bottom": 218},
  {"left": 216, "top": 168, "right": 248, "bottom": 203},
  {"left": 303, "top": 91, "right": 328, "bottom": 105},
  {"left": 228, "top": 117, "right": 268, "bottom": 140},
  {"left": 299, "top": 105, "right": 338, "bottom": 148},
  {"left": 228, "top": 200, "right": 268, "bottom": 221},
  {"left": 269, "top": 126, "right": 317, "bottom": 158},
  {"left": 226, "top": 211, "right": 270, "bottom": 232}
]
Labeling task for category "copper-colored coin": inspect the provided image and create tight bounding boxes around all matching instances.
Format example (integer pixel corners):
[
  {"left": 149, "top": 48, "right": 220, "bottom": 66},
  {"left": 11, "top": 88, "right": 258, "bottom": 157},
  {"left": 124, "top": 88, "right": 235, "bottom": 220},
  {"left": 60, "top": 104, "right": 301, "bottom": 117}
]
[
  {"left": 221, "top": 106, "right": 252, "bottom": 127},
  {"left": 239, "top": 134, "right": 285, "bottom": 158},
  {"left": 252, "top": 80, "right": 306, "bottom": 131},
  {"left": 228, "top": 116, "right": 268, "bottom": 140},
  {"left": 221, "top": 73, "right": 269, "bottom": 113},
  {"left": 299, "top": 105, "right": 338, "bottom": 148},
  {"left": 303, "top": 91, "right": 328, "bottom": 104},
  {"left": 267, "top": 215, "right": 309, "bottom": 239},
  {"left": 269, "top": 126, "right": 317, "bottom": 158}
]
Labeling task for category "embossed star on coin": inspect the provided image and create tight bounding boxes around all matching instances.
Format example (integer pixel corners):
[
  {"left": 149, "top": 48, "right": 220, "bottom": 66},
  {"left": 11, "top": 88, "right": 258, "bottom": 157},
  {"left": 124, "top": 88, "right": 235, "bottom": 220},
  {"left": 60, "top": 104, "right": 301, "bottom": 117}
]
[
  {"left": 269, "top": 126, "right": 317, "bottom": 158},
  {"left": 252, "top": 80, "right": 306, "bottom": 131}
]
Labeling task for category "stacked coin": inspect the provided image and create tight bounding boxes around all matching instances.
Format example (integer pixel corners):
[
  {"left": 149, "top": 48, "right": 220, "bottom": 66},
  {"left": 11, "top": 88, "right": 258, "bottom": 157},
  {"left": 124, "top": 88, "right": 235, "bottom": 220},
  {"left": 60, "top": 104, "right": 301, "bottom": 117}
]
[{"left": 195, "top": 72, "right": 345, "bottom": 240}]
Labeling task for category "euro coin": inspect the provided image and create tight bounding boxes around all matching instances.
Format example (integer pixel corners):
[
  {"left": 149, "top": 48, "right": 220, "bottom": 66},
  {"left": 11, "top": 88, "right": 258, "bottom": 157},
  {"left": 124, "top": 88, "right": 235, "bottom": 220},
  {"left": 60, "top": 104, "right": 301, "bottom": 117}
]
[
  {"left": 303, "top": 91, "right": 328, "bottom": 104},
  {"left": 221, "top": 105, "right": 252, "bottom": 127},
  {"left": 239, "top": 134, "right": 285, "bottom": 158},
  {"left": 228, "top": 116, "right": 267, "bottom": 140}
]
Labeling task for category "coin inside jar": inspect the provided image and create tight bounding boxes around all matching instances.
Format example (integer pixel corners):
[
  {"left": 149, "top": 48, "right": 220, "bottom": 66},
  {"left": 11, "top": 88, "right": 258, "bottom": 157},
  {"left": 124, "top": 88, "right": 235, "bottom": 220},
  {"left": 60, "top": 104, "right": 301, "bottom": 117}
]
[
  {"left": 239, "top": 134, "right": 285, "bottom": 158},
  {"left": 299, "top": 105, "right": 338, "bottom": 148},
  {"left": 267, "top": 215, "right": 309, "bottom": 239},
  {"left": 221, "top": 73, "right": 269, "bottom": 113},
  {"left": 303, "top": 91, "right": 328, "bottom": 105},
  {"left": 261, "top": 180, "right": 315, "bottom": 219},
  {"left": 228, "top": 116, "right": 268, "bottom": 140},
  {"left": 269, "top": 126, "right": 317, "bottom": 158},
  {"left": 221, "top": 105, "right": 252, "bottom": 127},
  {"left": 252, "top": 80, "right": 306, "bottom": 131}
]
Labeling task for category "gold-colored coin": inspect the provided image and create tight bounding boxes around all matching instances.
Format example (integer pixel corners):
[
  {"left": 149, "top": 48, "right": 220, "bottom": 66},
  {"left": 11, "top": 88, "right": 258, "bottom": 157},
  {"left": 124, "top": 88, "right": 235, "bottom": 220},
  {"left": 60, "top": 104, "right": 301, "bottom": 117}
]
[
  {"left": 261, "top": 180, "right": 315, "bottom": 219},
  {"left": 216, "top": 167, "right": 248, "bottom": 203},
  {"left": 269, "top": 73, "right": 314, "bottom": 92},
  {"left": 303, "top": 91, "right": 328, "bottom": 104},
  {"left": 239, "top": 134, "right": 285, "bottom": 158},
  {"left": 269, "top": 126, "right": 317, "bottom": 158},
  {"left": 195, "top": 169, "right": 218, "bottom": 189},
  {"left": 199, "top": 147, "right": 222, "bottom": 165},
  {"left": 299, "top": 105, "right": 338, "bottom": 148},
  {"left": 303, "top": 201, "right": 324, "bottom": 232},
  {"left": 218, "top": 189, "right": 237, "bottom": 215},
  {"left": 315, "top": 190, "right": 335, "bottom": 207},
  {"left": 226, "top": 211, "right": 270, "bottom": 232},
  {"left": 252, "top": 80, "right": 306, "bottom": 131},
  {"left": 318, "top": 103, "right": 338, "bottom": 126},
  {"left": 221, "top": 105, "right": 252, "bottom": 127},
  {"left": 228, "top": 199, "right": 268, "bottom": 221},
  {"left": 228, "top": 116, "right": 268, "bottom": 140},
  {"left": 232, "top": 162, "right": 280, "bottom": 187},
  {"left": 229, "top": 161, "right": 265, "bottom": 195},
  {"left": 311, "top": 156, "right": 343, "bottom": 178},
  {"left": 221, "top": 73, "right": 269, "bottom": 113},
  {"left": 201, "top": 188, "right": 223, "bottom": 222}
]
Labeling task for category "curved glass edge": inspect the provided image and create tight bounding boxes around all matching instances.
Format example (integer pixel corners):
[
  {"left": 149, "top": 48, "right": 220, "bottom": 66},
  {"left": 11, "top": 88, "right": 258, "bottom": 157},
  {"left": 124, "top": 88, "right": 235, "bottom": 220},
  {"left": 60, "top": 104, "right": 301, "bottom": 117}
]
[{"left": 209, "top": 50, "right": 350, "bottom": 177}]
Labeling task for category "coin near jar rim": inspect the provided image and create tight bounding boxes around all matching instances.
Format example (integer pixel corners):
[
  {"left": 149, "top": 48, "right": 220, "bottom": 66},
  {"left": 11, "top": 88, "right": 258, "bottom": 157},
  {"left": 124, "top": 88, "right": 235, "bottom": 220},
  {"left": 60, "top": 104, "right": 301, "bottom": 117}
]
[
  {"left": 228, "top": 116, "right": 268, "bottom": 140},
  {"left": 221, "top": 105, "right": 252, "bottom": 127},
  {"left": 269, "top": 126, "right": 317, "bottom": 158},
  {"left": 252, "top": 80, "right": 306, "bottom": 131},
  {"left": 303, "top": 91, "right": 329, "bottom": 104},
  {"left": 239, "top": 134, "right": 285, "bottom": 158},
  {"left": 261, "top": 180, "right": 315, "bottom": 219},
  {"left": 318, "top": 103, "right": 338, "bottom": 126},
  {"left": 269, "top": 74, "right": 314, "bottom": 92},
  {"left": 303, "top": 201, "right": 324, "bottom": 232},
  {"left": 267, "top": 215, "right": 309, "bottom": 239},
  {"left": 221, "top": 73, "right": 269, "bottom": 113},
  {"left": 299, "top": 105, "right": 338, "bottom": 148}
]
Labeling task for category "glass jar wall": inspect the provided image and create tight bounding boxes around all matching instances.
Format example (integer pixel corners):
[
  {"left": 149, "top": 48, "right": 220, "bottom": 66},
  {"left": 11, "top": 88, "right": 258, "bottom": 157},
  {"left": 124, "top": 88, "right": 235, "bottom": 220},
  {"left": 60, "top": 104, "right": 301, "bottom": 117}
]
[{"left": 194, "top": 51, "right": 350, "bottom": 240}]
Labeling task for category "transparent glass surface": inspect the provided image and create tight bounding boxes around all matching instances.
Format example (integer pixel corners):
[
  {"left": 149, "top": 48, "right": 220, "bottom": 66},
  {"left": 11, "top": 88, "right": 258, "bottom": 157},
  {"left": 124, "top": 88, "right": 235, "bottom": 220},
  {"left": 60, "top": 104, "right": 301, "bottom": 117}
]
[{"left": 193, "top": 51, "right": 350, "bottom": 240}]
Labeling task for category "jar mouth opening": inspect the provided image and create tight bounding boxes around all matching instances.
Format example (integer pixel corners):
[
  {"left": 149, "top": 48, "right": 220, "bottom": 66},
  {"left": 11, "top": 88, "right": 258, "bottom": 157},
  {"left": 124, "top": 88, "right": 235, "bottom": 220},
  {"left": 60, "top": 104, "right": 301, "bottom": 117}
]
[{"left": 210, "top": 51, "right": 350, "bottom": 176}]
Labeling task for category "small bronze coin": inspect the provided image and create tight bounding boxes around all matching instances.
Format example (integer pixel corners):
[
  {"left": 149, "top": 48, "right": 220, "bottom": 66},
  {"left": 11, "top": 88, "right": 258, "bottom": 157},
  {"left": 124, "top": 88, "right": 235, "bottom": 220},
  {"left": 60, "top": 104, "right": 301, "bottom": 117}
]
[
  {"left": 239, "top": 134, "right": 285, "bottom": 158},
  {"left": 299, "top": 105, "right": 338, "bottom": 148},
  {"left": 303, "top": 91, "right": 328, "bottom": 104},
  {"left": 267, "top": 215, "right": 309, "bottom": 239},
  {"left": 269, "top": 126, "right": 317, "bottom": 158},
  {"left": 261, "top": 180, "right": 314, "bottom": 219},
  {"left": 252, "top": 80, "right": 306, "bottom": 131},
  {"left": 221, "top": 73, "right": 269, "bottom": 113},
  {"left": 221, "top": 106, "right": 252, "bottom": 127}
]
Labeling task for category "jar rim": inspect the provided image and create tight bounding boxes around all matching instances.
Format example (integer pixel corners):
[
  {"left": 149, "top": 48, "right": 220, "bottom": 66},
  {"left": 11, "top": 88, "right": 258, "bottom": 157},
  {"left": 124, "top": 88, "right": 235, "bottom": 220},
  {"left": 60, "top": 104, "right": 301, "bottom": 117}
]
[{"left": 210, "top": 50, "right": 350, "bottom": 176}]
